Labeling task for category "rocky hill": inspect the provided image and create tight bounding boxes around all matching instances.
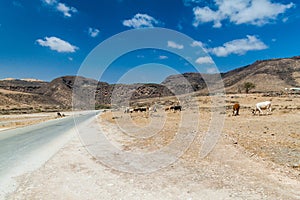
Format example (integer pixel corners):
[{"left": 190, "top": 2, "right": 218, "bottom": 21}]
[
  {"left": 163, "top": 56, "right": 300, "bottom": 94},
  {"left": 223, "top": 56, "right": 300, "bottom": 93},
  {"left": 0, "top": 79, "right": 59, "bottom": 113},
  {"left": 0, "top": 79, "right": 46, "bottom": 93},
  {"left": 0, "top": 56, "right": 299, "bottom": 113},
  {"left": 0, "top": 76, "right": 174, "bottom": 112}
]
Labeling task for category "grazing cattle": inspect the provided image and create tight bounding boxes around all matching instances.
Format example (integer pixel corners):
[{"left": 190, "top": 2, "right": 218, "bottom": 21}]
[
  {"left": 124, "top": 107, "right": 134, "bottom": 113},
  {"left": 252, "top": 101, "right": 272, "bottom": 115},
  {"left": 133, "top": 107, "right": 149, "bottom": 112},
  {"left": 165, "top": 105, "right": 182, "bottom": 112},
  {"left": 232, "top": 103, "right": 240, "bottom": 116}
]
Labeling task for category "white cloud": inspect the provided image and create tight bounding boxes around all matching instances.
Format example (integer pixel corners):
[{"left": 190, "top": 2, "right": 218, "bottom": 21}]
[
  {"left": 195, "top": 56, "right": 214, "bottom": 64},
  {"left": 193, "top": 6, "right": 223, "bottom": 28},
  {"left": 167, "top": 41, "right": 184, "bottom": 49},
  {"left": 42, "top": 0, "right": 77, "bottom": 17},
  {"left": 43, "top": 0, "right": 57, "bottom": 5},
  {"left": 159, "top": 55, "right": 168, "bottom": 60},
  {"left": 88, "top": 27, "right": 100, "bottom": 38},
  {"left": 193, "top": 0, "right": 295, "bottom": 28},
  {"left": 209, "top": 35, "right": 268, "bottom": 57},
  {"left": 191, "top": 40, "right": 204, "bottom": 48},
  {"left": 191, "top": 41, "right": 209, "bottom": 54},
  {"left": 123, "top": 13, "right": 161, "bottom": 28},
  {"left": 56, "top": 3, "right": 77, "bottom": 17},
  {"left": 36, "top": 36, "right": 78, "bottom": 53}
]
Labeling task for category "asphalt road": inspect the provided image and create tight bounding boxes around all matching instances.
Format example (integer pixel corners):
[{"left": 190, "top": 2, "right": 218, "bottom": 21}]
[{"left": 0, "top": 110, "right": 99, "bottom": 198}]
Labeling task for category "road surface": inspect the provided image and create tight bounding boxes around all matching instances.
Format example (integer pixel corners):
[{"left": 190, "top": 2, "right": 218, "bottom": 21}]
[{"left": 0, "top": 110, "right": 99, "bottom": 199}]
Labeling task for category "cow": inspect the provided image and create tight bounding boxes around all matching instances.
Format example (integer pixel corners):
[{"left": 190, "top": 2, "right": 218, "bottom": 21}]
[
  {"left": 232, "top": 103, "right": 240, "bottom": 116},
  {"left": 171, "top": 105, "right": 182, "bottom": 112},
  {"left": 252, "top": 101, "right": 272, "bottom": 115}
]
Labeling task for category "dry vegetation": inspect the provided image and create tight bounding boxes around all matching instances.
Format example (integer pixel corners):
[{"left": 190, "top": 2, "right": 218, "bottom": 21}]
[{"left": 101, "top": 93, "right": 300, "bottom": 171}]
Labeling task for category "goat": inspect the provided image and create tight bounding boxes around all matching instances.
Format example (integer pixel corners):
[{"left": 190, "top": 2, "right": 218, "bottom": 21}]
[
  {"left": 124, "top": 107, "right": 134, "bottom": 113},
  {"left": 252, "top": 101, "right": 272, "bottom": 115},
  {"left": 232, "top": 103, "right": 240, "bottom": 116}
]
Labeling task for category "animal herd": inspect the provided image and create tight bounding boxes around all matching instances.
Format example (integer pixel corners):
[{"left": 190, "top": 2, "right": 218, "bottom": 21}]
[
  {"left": 164, "top": 105, "right": 182, "bottom": 112},
  {"left": 124, "top": 105, "right": 182, "bottom": 113},
  {"left": 232, "top": 101, "right": 272, "bottom": 116},
  {"left": 124, "top": 101, "right": 272, "bottom": 116},
  {"left": 124, "top": 106, "right": 149, "bottom": 113}
]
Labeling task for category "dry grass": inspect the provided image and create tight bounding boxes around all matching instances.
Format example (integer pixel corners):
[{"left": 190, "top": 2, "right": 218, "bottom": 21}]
[{"left": 101, "top": 94, "right": 300, "bottom": 170}]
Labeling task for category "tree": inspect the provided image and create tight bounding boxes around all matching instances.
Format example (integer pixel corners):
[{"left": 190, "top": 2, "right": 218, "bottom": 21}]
[{"left": 243, "top": 82, "right": 256, "bottom": 93}]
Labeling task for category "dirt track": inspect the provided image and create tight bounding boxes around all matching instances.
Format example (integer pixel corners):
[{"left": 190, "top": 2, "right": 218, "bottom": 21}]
[{"left": 7, "top": 94, "right": 300, "bottom": 199}]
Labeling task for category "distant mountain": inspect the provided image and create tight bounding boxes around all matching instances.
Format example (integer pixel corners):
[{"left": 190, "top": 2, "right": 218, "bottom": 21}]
[{"left": 0, "top": 56, "right": 299, "bottom": 113}]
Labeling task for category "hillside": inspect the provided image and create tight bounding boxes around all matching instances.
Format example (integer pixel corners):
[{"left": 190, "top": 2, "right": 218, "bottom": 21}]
[
  {"left": 0, "top": 56, "right": 299, "bottom": 113},
  {"left": 0, "top": 79, "right": 60, "bottom": 113},
  {"left": 163, "top": 56, "right": 300, "bottom": 94},
  {"left": 223, "top": 56, "right": 300, "bottom": 93}
]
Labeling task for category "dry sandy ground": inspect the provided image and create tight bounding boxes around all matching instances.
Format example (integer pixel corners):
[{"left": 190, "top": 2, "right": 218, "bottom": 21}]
[
  {"left": 0, "top": 112, "right": 73, "bottom": 132},
  {"left": 6, "top": 94, "right": 300, "bottom": 199}
]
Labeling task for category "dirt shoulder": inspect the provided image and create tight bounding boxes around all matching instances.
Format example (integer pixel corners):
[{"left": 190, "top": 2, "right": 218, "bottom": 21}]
[{"left": 0, "top": 111, "right": 73, "bottom": 132}]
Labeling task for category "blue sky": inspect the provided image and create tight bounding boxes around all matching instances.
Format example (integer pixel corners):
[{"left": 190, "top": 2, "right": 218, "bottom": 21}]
[{"left": 0, "top": 0, "right": 299, "bottom": 83}]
